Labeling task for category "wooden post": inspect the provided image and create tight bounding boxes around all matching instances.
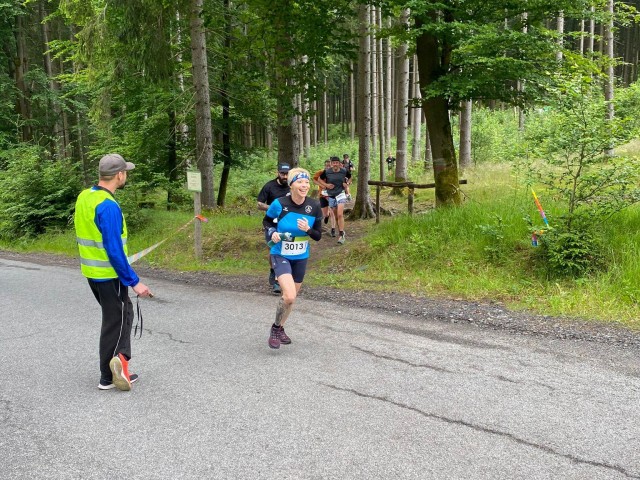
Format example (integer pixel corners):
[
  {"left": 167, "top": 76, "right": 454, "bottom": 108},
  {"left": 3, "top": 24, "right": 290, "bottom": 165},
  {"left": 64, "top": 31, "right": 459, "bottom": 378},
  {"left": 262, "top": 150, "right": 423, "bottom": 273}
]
[
  {"left": 408, "top": 185, "right": 414, "bottom": 215},
  {"left": 194, "top": 192, "right": 202, "bottom": 261},
  {"left": 376, "top": 185, "right": 380, "bottom": 224},
  {"left": 187, "top": 170, "right": 203, "bottom": 262},
  {"left": 368, "top": 179, "right": 467, "bottom": 215}
]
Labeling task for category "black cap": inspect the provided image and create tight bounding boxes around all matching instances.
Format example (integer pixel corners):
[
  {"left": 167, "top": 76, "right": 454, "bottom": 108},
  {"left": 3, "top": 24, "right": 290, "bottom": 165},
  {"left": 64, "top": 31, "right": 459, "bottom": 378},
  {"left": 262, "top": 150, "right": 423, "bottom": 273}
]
[{"left": 278, "top": 163, "right": 291, "bottom": 173}]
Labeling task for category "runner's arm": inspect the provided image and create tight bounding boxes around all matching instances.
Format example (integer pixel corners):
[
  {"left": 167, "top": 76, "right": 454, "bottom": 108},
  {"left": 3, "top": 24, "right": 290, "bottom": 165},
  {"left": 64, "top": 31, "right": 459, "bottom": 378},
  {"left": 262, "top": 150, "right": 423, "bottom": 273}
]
[
  {"left": 305, "top": 213, "right": 323, "bottom": 242},
  {"left": 263, "top": 199, "right": 282, "bottom": 241}
]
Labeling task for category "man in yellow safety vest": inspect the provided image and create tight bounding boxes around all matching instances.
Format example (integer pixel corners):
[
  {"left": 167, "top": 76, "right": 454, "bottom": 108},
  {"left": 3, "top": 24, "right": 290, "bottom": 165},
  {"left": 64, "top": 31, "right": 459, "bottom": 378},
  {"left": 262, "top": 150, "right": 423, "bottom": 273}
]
[{"left": 74, "top": 153, "right": 152, "bottom": 392}]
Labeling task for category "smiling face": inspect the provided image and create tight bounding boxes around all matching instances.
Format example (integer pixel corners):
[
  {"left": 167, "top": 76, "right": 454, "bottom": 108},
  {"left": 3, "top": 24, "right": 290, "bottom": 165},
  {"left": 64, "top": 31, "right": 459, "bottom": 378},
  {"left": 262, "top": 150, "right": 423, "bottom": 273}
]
[
  {"left": 287, "top": 168, "right": 311, "bottom": 201},
  {"left": 331, "top": 159, "right": 341, "bottom": 171},
  {"left": 290, "top": 177, "right": 310, "bottom": 197}
]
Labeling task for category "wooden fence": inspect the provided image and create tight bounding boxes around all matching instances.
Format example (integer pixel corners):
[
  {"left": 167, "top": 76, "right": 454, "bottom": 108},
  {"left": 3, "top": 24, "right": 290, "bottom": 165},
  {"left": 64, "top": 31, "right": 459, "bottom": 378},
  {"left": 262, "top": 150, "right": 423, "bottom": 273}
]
[{"left": 367, "top": 179, "right": 468, "bottom": 223}]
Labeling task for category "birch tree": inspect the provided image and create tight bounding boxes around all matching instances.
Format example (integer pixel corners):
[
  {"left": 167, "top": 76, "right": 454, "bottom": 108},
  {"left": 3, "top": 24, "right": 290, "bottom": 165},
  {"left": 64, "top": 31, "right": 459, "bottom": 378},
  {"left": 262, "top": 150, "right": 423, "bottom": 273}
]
[
  {"left": 393, "top": 9, "right": 410, "bottom": 187},
  {"left": 458, "top": 100, "right": 472, "bottom": 169}
]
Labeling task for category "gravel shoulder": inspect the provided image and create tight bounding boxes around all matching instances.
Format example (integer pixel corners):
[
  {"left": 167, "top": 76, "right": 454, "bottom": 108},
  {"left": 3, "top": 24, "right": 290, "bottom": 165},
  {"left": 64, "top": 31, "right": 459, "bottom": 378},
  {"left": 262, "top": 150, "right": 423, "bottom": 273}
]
[{"left": 2, "top": 249, "right": 639, "bottom": 349}]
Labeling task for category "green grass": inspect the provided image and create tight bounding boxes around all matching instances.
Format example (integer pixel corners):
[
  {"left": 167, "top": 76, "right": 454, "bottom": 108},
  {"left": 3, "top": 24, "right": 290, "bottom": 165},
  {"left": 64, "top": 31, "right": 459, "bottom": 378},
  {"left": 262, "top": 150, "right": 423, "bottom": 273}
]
[{"left": 310, "top": 162, "right": 640, "bottom": 328}]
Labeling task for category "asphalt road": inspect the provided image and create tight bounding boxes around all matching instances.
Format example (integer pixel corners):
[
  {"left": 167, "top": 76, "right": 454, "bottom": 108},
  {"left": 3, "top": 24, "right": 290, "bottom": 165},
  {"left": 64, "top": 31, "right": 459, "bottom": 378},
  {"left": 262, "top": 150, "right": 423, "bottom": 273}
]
[{"left": 1, "top": 256, "right": 639, "bottom": 480}]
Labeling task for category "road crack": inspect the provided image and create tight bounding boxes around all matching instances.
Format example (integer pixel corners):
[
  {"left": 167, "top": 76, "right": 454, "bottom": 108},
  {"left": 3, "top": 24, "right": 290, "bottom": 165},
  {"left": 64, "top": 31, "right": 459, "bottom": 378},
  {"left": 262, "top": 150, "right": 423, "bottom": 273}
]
[
  {"left": 143, "top": 328, "right": 191, "bottom": 344},
  {"left": 351, "top": 345, "right": 454, "bottom": 373},
  {"left": 320, "top": 383, "right": 640, "bottom": 479}
]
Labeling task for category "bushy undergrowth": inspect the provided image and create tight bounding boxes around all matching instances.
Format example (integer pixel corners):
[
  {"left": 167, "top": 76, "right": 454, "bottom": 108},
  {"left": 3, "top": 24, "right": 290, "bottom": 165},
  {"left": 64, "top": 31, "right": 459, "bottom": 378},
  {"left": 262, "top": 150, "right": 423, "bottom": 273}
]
[{"left": 0, "top": 146, "right": 81, "bottom": 237}]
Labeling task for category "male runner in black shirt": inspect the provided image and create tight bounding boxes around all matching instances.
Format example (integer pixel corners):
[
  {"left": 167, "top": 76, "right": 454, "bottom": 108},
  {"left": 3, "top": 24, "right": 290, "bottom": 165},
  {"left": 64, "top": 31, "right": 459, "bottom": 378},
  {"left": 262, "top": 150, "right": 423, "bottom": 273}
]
[
  {"left": 257, "top": 163, "right": 291, "bottom": 293},
  {"left": 317, "top": 156, "right": 351, "bottom": 245}
]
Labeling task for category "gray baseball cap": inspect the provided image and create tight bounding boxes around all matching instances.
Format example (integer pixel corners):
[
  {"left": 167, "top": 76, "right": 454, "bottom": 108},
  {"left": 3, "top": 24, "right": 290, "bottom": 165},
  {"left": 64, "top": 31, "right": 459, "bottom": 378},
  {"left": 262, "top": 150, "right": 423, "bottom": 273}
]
[{"left": 99, "top": 153, "right": 135, "bottom": 176}]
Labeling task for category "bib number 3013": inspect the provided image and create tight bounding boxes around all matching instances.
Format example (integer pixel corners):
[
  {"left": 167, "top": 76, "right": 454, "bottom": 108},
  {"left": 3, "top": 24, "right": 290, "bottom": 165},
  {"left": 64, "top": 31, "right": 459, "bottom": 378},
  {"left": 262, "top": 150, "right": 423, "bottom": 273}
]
[{"left": 281, "top": 240, "right": 308, "bottom": 256}]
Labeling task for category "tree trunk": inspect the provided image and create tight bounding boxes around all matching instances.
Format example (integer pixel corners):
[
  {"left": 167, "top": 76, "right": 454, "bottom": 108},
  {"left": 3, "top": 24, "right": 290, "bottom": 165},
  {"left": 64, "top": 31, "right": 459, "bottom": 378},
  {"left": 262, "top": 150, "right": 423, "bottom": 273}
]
[
  {"left": 296, "top": 93, "right": 303, "bottom": 157},
  {"left": 323, "top": 78, "right": 328, "bottom": 144},
  {"left": 167, "top": 110, "right": 179, "bottom": 210},
  {"left": 277, "top": 96, "right": 299, "bottom": 167},
  {"left": 377, "top": 8, "right": 385, "bottom": 182},
  {"left": 310, "top": 99, "right": 317, "bottom": 147},
  {"left": 518, "top": 12, "right": 528, "bottom": 130},
  {"left": 415, "top": 15, "right": 461, "bottom": 206},
  {"left": 349, "top": 61, "right": 355, "bottom": 140},
  {"left": 14, "top": 14, "right": 32, "bottom": 142},
  {"left": 459, "top": 100, "right": 472, "bottom": 169},
  {"left": 190, "top": 0, "right": 215, "bottom": 208},
  {"left": 393, "top": 9, "right": 410, "bottom": 190},
  {"left": 604, "top": 0, "right": 615, "bottom": 156},
  {"left": 386, "top": 18, "right": 393, "bottom": 141},
  {"left": 217, "top": 0, "right": 233, "bottom": 207},
  {"left": 556, "top": 11, "right": 564, "bottom": 62},
  {"left": 351, "top": 3, "right": 375, "bottom": 220},
  {"left": 423, "top": 109, "right": 433, "bottom": 170},
  {"left": 411, "top": 55, "right": 422, "bottom": 163},
  {"left": 370, "top": 6, "right": 378, "bottom": 158},
  {"left": 301, "top": 90, "right": 310, "bottom": 158},
  {"left": 40, "top": 2, "right": 66, "bottom": 158},
  {"left": 588, "top": 6, "right": 595, "bottom": 55}
]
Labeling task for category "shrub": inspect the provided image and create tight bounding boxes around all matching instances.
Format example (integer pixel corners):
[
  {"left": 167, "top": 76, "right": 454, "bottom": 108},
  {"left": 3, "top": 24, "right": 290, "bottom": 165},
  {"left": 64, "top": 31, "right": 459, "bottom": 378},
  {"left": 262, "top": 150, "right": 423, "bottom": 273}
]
[
  {"left": 537, "top": 219, "right": 605, "bottom": 278},
  {"left": 524, "top": 76, "right": 640, "bottom": 277},
  {"left": 0, "top": 146, "right": 81, "bottom": 237}
]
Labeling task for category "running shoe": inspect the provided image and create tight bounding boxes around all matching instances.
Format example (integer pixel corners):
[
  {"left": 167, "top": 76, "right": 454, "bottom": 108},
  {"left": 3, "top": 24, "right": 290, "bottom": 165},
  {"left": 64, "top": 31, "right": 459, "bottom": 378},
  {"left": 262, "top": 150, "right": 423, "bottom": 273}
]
[
  {"left": 331, "top": 228, "right": 336, "bottom": 237},
  {"left": 272, "top": 282, "right": 281, "bottom": 294},
  {"left": 268, "top": 324, "right": 281, "bottom": 349},
  {"left": 279, "top": 326, "right": 291, "bottom": 345},
  {"left": 109, "top": 353, "right": 132, "bottom": 391},
  {"left": 98, "top": 374, "right": 138, "bottom": 390},
  {"left": 337, "top": 234, "right": 346, "bottom": 245}
]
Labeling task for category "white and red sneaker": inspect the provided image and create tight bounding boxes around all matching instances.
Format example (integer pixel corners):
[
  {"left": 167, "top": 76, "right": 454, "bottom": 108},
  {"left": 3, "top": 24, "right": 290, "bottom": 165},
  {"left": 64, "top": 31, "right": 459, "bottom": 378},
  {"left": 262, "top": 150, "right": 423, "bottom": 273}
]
[{"left": 109, "top": 353, "right": 132, "bottom": 391}]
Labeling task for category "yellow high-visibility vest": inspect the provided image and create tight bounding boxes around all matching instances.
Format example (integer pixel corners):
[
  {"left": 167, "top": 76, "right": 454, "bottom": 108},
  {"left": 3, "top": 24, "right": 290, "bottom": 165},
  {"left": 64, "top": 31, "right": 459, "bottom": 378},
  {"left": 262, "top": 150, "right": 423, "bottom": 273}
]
[{"left": 74, "top": 188, "right": 128, "bottom": 279}]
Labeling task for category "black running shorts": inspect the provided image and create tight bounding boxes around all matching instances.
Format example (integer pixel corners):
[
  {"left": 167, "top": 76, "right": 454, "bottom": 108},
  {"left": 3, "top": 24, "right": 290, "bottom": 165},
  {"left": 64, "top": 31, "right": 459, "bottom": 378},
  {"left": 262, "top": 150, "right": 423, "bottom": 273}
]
[{"left": 270, "top": 255, "right": 308, "bottom": 284}]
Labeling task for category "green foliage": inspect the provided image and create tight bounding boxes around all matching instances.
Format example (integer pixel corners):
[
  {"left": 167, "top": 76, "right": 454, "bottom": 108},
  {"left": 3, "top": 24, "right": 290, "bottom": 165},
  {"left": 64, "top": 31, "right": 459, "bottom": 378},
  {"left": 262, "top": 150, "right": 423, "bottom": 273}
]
[
  {"left": 0, "top": 145, "right": 81, "bottom": 238},
  {"left": 476, "top": 215, "right": 508, "bottom": 261},
  {"left": 537, "top": 220, "right": 605, "bottom": 278},
  {"left": 404, "top": 0, "right": 595, "bottom": 106},
  {"left": 616, "top": 81, "right": 640, "bottom": 139},
  {"left": 525, "top": 76, "right": 640, "bottom": 232},
  {"left": 454, "top": 107, "right": 522, "bottom": 164}
]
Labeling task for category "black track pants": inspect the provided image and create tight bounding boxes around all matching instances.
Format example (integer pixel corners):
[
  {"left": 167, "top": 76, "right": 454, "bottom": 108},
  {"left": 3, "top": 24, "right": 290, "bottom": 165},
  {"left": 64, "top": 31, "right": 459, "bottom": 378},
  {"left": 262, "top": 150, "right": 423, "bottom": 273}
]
[{"left": 88, "top": 279, "right": 133, "bottom": 382}]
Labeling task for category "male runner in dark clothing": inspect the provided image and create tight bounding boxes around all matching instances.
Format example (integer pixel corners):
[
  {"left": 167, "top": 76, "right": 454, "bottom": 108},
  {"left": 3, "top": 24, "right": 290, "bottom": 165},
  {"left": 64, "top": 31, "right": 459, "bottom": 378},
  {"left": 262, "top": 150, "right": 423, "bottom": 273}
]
[
  {"left": 257, "top": 163, "right": 291, "bottom": 294},
  {"left": 317, "top": 156, "right": 351, "bottom": 245},
  {"left": 313, "top": 159, "right": 336, "bottom": 235}
]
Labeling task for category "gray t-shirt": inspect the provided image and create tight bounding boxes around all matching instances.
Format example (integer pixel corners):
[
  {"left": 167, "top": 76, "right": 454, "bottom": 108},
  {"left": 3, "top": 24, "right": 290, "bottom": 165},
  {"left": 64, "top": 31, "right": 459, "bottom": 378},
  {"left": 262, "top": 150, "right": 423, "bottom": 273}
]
[{"left": 320, "top": 168, "right": 351, "bottom": 197}]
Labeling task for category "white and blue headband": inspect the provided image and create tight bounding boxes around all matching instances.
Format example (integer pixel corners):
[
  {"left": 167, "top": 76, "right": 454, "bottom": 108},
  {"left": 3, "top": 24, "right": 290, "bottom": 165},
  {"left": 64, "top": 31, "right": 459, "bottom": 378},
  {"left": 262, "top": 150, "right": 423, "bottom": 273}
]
[{"left": 289, "top": 172, "right": 310, "bottom": 185}]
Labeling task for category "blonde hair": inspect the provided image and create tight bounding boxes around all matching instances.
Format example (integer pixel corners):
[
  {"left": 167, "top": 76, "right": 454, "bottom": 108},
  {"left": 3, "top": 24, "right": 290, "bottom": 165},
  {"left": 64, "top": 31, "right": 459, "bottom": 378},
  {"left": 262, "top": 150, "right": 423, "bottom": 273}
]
[{"left": 287, "top": 167, "right": 311, "bottom": 186}]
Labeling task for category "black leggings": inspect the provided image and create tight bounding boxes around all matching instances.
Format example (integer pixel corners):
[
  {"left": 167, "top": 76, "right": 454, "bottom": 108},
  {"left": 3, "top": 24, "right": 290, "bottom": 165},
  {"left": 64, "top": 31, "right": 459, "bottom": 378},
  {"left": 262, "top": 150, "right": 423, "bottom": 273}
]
[{"left": 88, "top": 279, "right": 133, "bottom": 382}]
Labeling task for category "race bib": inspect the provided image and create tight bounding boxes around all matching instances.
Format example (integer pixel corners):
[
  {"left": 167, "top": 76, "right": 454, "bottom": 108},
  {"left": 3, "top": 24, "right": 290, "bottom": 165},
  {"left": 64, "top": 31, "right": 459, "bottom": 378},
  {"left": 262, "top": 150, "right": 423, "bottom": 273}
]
[
  {"left": 335, "top": 192, "right": 347, "bottom": 202},
  {"left": 281, "top": 236, "right": 309, "bottom": 257}
]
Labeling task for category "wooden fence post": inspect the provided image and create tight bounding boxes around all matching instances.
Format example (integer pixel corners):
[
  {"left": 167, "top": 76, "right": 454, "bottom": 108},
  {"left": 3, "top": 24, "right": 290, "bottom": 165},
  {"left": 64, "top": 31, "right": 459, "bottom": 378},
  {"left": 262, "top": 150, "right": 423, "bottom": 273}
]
[
  {"left": 408, "top": 184, "right": 414, "bottom": 215},
  {"left": 376, "top": 185, "right": 380, "bottom": 224}
]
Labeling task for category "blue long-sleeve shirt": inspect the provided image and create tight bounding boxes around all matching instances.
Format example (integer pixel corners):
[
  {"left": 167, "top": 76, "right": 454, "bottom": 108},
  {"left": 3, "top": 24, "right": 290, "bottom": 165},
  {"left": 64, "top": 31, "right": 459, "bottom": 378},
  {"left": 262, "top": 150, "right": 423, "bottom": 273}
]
[{"left": 93, "top": 189, "right": 139, "bottom": 286}]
